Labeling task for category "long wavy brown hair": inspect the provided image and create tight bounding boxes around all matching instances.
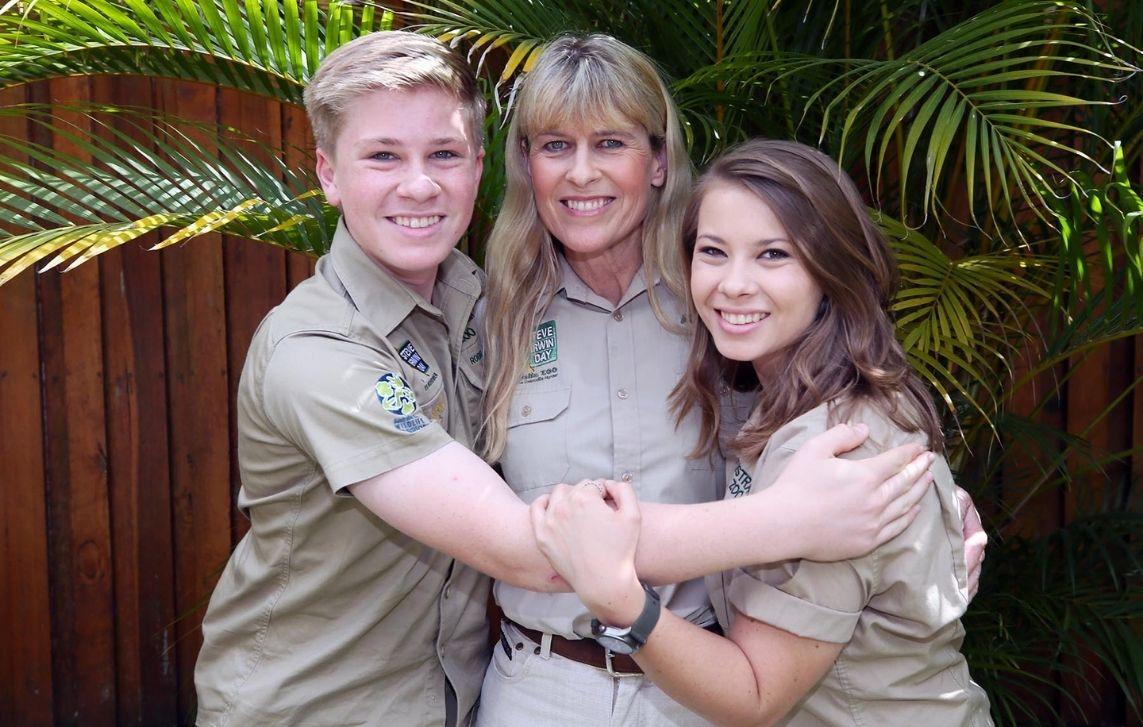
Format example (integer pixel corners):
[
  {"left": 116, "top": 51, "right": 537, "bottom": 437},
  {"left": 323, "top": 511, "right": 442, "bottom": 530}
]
[{"left": 671, "top": 139, "right": 944, "bottom": 462}]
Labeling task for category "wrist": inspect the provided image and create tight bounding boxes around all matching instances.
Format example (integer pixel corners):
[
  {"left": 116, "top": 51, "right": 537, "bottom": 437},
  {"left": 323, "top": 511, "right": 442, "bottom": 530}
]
[{"left": 586, "top": 570, "right": 644, "bottom": 627}]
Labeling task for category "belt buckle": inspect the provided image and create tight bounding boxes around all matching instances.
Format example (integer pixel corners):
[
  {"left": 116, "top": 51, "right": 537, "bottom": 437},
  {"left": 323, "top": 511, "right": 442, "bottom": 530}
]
[{"left": 603, "top": 648, "right": 638, "bottom": 678}]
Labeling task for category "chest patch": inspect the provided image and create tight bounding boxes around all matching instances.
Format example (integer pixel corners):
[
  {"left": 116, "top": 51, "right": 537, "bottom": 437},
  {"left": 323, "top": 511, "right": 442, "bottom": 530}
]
[
  {"left": 531, "top": 319, "right": 558, "bottom": 367},
  {"left": 398, "top": 339, "right": 431, "bottom": 374},
  {"left": 728, "top": 464, "right": 753, "bottom": 497}
]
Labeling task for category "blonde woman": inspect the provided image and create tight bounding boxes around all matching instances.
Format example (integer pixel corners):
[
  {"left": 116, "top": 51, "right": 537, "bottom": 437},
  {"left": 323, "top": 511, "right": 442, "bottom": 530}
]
[{"left": 478, "top": 36, "right": 985, "bottom": 725}]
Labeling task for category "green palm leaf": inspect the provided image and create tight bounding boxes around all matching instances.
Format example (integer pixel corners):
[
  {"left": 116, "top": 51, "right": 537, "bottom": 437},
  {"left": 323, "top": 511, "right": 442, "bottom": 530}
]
[{"left": 0, "top": 104, "right": 335, "bottom": 282}]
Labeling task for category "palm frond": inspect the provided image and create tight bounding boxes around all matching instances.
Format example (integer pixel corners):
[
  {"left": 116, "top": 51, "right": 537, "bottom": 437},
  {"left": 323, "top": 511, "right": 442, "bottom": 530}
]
[
  {"left": 0, "top": 0, "right": 392, "bottom": 101},
  {"left": 0, "top": 104, "right": 333, "bottom": 282}
]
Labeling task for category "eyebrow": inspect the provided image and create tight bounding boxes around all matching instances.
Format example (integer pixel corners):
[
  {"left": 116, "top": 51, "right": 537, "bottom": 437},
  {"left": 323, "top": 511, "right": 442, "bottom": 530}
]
[
  {"left": 697, "top": 233, "right": 791, "bottom": 246},
  {"left": 358, "top": 136, "right": 467, "bottom": 147}
]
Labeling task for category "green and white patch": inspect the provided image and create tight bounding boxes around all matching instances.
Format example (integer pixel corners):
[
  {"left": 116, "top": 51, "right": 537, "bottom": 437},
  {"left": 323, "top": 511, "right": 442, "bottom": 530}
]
[
  {"left": 530, "top": 319, "right": 558, "bottom": 367},
  {"left": 375, "top": 372, "right": 418, "bottom": 416}
]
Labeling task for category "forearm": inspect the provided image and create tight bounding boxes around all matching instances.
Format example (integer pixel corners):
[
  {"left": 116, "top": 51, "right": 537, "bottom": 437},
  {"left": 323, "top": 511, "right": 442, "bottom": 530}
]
[
  {"left": 350, "top": 442, "right": 566, "bottom": 591},
  {"left": 635, "top": 494, "right": 804, "bottom": 584},
  {"left": 634, "top": 611, "right": 784, "bottom": 727}
]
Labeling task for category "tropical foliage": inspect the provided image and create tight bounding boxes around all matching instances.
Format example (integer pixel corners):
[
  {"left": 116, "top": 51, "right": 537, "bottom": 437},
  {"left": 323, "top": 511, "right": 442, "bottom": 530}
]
[{"left": 0, "top": 0, "right": 1140, "bottom": 722}]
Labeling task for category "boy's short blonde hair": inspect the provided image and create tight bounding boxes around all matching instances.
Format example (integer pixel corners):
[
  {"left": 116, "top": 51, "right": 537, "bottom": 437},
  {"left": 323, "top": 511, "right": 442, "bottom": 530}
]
[{"left": 303, "top": 31, "right": 486, "bottom": 153}]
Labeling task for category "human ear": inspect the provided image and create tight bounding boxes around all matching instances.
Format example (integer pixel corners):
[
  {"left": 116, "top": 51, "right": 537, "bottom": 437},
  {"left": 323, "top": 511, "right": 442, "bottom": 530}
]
[
  {"left": 651, "top": 145, "right": 667, "bottom": 188},
  {"left": 315, "top": 148, "right": 341, "bottom": 208}
]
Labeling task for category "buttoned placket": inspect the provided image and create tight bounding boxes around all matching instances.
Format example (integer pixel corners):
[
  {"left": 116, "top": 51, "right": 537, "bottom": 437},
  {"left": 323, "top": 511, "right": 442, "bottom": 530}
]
[{"left": 606, "top": 301, "right": 639, "bottom": 487}]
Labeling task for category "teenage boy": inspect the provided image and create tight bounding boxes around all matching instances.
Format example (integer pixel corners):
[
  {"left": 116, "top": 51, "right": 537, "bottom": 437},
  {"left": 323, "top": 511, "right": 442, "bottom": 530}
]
[{"left": 194, "top": 30, "right": 945, "bottom": 727}]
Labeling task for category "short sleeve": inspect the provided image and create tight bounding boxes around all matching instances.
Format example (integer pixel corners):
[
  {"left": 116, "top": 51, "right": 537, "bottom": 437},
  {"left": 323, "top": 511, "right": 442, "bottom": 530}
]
[
  {"left": 260, "top": 333, "right": 453, "bottom": 492},
  {"left": 726, "top": 408, "right": 878, "bottom": 643}
]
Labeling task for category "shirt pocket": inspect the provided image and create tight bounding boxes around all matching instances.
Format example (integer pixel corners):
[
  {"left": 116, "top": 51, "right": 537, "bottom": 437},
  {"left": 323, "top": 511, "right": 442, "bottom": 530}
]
[{"left": 499, "top": 386, "right": 571, "bottom": 497}]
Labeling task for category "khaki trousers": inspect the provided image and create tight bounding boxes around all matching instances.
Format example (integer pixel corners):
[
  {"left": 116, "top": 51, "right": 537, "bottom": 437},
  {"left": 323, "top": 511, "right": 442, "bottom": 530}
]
[{"left": 475, "top": 621, "right": 711, "bottom": 726}]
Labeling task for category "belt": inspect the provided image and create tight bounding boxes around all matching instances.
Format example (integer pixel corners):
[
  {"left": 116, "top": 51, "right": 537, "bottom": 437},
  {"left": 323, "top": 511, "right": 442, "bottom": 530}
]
[{"left": 503, "top": 619, "right": 723, "bottom": 676}]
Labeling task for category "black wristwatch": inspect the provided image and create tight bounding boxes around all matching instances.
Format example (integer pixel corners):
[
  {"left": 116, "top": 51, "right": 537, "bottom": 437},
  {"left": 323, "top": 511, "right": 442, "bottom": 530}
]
[{"left": 590, "top": 582, "right": 661, "bottom": 655}]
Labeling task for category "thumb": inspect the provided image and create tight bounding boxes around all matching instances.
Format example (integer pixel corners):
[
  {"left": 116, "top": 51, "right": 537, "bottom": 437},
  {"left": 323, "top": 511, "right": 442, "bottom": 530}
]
[
  {"left": 603, "top": 479, "right": 638, "bottom": 516},
  {"left": 529, "top": 494, "right": 551, "bottom": 537}
]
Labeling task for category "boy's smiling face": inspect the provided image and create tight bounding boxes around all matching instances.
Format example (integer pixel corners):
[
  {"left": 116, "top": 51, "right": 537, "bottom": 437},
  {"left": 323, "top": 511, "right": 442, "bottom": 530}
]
[{"left": 316, "top": 86, "right": 484, "bottom": 296}]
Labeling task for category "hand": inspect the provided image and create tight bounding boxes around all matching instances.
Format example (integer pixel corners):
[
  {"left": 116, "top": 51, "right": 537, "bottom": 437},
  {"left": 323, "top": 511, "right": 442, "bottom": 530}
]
[
  {"left": 956, "top": 486, "right": 987, "bottom": 601},
  {"left": 530, "top": 479, "right": 645, "bottom": 626},
  {"left": 767, "top": 423, "right": 934, "bottom": 561}
]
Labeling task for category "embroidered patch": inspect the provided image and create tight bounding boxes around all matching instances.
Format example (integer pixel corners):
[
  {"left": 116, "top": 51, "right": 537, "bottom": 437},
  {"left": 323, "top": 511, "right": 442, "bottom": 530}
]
[
  {"left": 398, "top": 340, "right": 430, "bottom": 374},
  {"left": 530, "top": 319, "right": 557, "bottom": 367},
  {"left": 375, "top": 372, "right": 418, "bottom": 416},
  {"left": 393, "top": 414, "right": 429, "bottom": 433},
  {"left": 728, "top": 464, "right": 753, "bottom": 497}
]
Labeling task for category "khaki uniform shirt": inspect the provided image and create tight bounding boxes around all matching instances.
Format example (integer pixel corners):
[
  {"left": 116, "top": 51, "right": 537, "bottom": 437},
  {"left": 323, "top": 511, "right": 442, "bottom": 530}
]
[
  {"left": 711, "top": 400, "right": 991, "bottom": 726},
  {"left": 195, "top": 221, "right": 490, "bottom": 726},
  {"left": 495, "top": 256, "right": 723, "bottom": 639}
]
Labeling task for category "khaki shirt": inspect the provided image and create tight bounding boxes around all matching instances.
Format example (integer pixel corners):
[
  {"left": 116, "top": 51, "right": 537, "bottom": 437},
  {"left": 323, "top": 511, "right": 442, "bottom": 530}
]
[
  {"left": 712, "top": 400, "right": 991, "bottom": 726},
  {"left": 195, "top": 221, "right": 490, "bottom": 727},
  {"left": 495, "top": 256, "right": 723, "bottom": 639}
]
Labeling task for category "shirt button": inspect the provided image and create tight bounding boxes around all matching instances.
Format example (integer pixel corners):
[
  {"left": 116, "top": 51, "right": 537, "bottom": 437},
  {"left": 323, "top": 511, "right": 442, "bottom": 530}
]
[
  {"left": 622, "top": 472, "right": 633, "bottom": 482},
  {"left": 612, "top": 311, "right": 624, "bottom": 321},
  {"left": 521, "top": 405, "right": 533, "bottom": 417},
  {"left": 617, "top": 388, "right": 629, "bottom": 400}
]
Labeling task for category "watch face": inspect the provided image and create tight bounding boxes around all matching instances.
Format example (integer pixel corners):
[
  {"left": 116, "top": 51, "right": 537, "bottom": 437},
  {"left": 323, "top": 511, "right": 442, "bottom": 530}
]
[{"left": 595, "top": 634, "right": 637, "bottom": 655}]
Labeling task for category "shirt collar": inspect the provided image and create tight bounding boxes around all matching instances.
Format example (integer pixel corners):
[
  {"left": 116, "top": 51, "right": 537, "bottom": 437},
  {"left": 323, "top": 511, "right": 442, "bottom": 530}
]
[
  {"left": 556, "top": 253, "right": 656, "bottom": 310},
  {"left": 329, "top": 218, "right": 481, "bottom": 338}
]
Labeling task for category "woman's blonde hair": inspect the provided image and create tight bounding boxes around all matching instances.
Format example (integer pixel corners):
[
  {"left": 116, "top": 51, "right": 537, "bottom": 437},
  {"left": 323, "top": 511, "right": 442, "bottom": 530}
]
[
  {"left": 481, "top": 34, "right": 693, "bottom": 460},
  {"left": 671, "top": 139, "right": 944, "bottom": 462}
]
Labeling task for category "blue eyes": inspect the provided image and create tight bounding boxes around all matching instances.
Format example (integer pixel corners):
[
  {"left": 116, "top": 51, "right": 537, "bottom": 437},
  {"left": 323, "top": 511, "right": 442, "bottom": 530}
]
[
  {"left": 368, "top": 150, "right": 461, "bottom": 161},
  {"left": 539, "top": 139, "right": 626, "bottom": 153}
]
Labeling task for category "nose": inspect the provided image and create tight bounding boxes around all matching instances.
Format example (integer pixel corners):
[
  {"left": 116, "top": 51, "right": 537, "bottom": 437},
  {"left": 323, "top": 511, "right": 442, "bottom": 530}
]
[
  {"left": 718, "top": 259, "right": 758, "bottom": 297},
  {"left": 397, "top": 162, "right": 442, "bottom": 202},
  {"left": 566, "top": 146, "right": 600, "bottom": 187}
]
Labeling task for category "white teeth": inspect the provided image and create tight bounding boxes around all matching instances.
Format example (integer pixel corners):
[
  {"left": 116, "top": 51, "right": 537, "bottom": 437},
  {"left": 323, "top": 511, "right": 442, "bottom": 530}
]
[
  {"left": 564, "top": 198, "right": 610, "bottom": 212},
  {"left": 392, "top": 215, "right": 442, "bottom": 229},
  {"left": 721, "top": 311, "right": 766, "bottom": 325}
]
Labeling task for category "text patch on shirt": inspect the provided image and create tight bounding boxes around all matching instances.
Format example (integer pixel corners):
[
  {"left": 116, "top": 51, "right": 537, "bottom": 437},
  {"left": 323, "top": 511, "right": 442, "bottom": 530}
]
[
  {"left": 520, "top": 320, "right": 558, "bottom": 385},
  {"left": 398, "top": 340, "right": 431, "bottom": 374},
  {"left": 728, "top": 464, "right": 753, "bottom": 497}
]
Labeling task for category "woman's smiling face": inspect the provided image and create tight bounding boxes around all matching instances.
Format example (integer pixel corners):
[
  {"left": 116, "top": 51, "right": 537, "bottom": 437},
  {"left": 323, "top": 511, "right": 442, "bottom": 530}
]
[
  {"left": 526, "top": 117, "right": 666, "bottom": 269},
  {"left": 690, "top": 181, "right": 823, "bottom": 377}
]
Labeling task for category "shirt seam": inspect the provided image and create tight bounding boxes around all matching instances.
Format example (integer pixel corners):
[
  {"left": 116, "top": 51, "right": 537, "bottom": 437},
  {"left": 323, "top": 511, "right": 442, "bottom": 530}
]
[{"left": 217, "top": 466, "right": 311, "bottom": 722}]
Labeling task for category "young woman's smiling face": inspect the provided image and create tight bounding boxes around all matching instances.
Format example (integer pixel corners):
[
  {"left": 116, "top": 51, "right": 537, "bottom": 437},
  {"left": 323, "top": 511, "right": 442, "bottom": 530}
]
[{"left": 690, "top": 181, "right": 823, "bottom": 377}]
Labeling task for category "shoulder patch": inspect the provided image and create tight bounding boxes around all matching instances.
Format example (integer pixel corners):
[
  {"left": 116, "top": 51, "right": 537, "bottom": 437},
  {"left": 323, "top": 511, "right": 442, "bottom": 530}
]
[{"left": 375, "top": 372, "right": 418, "bottom": 415}]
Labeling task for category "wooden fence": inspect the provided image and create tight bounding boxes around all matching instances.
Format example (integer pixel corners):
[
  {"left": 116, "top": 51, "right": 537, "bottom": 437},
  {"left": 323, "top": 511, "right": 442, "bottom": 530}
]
[{"left": 0, "top": 76, "right": 1138, "bottom": 725}]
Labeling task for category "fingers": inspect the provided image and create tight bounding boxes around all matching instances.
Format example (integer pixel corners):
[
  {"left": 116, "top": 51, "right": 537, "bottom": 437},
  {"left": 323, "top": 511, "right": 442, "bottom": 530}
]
[
  {"left": 878, "top": 503, "right": 921, "bottom": 544},
  {"left": 865, "top": 443, "right": 930, "bottom": 485},
  {"left": 803, "top": 422, "right": 871, "bottom": 457}
]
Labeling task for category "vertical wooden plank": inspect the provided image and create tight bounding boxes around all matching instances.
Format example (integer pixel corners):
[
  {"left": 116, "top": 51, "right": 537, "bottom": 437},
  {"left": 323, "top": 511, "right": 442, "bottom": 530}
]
[
  {"left": 99, "top": 75, "right": 179, "bottom": 726},
  {"left": 0, "top": 85, "right": 55, "bottom": 727},
  {"left": 282, "top": 103, "right": 319, "bottom": 289},
  {"left": 39, "top": 76, "right": 117, "bottom": 724},
  {"left": 153, "top": 79, "right": 232, "bottom": 718},
  {"left": 219, "top": 88, "right": 288, "bottom": 545}
]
